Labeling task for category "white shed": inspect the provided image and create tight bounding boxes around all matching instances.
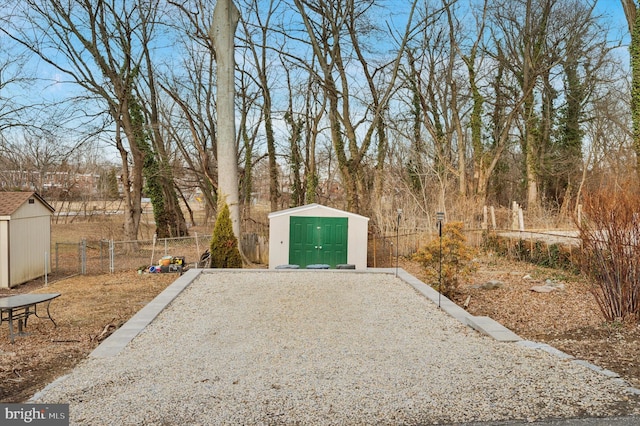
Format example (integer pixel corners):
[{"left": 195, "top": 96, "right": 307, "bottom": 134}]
[
  {"left": 268, "top": 203, "right": 369, "bottom": 270},
  {"left": 0, "top": 192, "right": 55, "bottom": 288}
]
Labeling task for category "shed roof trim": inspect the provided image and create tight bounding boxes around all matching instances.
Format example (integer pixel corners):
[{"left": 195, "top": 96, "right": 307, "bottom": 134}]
[
  {"left": 0, "top": 192, "right": 55, "bottom": 216},
  {"left": 268, "top": 203, "right": 369, "bottom": 221}
]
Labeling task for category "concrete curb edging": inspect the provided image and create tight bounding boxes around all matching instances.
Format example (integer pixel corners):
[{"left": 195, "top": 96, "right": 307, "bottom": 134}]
[
  {"left": 30, "top": 268, "right": 205, "bottom": 402},
  {"left": 465, "top": 316, "right": 522, "bottom": 342},
  {"left": 29, "top": 373, "right": 71, "bottom": 402},
  {"left": 377, "top": 267, "right": 640, "bottom": 396},
  {"left": 516, "top": 340, "right": 640, "bottom": 395},
  {"left": 90, "top": 268, "right": 203, "bottom": 358},
  {"left": 377, "top": 268, "right": 522, "bottom": 342}
]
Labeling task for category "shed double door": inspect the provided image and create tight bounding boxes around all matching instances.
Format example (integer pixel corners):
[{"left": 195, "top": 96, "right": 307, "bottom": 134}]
[{"left": 289, "top": 216, "right": 347, "bottom": 268}]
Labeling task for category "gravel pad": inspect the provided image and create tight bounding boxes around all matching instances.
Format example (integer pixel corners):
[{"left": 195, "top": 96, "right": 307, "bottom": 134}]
[{"left": 34, "top": 271, "right": 640, "bottom": 425}]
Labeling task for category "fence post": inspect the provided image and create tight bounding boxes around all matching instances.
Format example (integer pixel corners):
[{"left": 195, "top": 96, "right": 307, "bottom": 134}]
[
  {"left": 109, "top": 239, "right": 115, "bottom": 273},
  {"left": 577, "top": 204, "right": 582, "bottom": 226},
  {"left": 81, "top": 239, "right": 87, "bottom": 275},
  {"left": 195, "top": 232, "right": 200, "bottom": 261},
  {"left": 150, "top": 233, "right": 157, "bottom": 268},
  {"left": 490, "top": 206, "right": 496, "bottom": 229},
  {"left": 55, "top": 242, "right": 59, "bottom": 274},
  {"left": 482, "top": 206, "right": 488, "bottom": 230}
]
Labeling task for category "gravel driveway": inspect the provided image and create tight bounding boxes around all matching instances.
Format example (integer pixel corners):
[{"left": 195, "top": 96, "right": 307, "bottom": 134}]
[{"left": 33, "top": 270, "right": 640, "bottom": 425}]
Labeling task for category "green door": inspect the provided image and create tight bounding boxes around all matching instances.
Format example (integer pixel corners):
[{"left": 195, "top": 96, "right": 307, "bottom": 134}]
[{"left": 289, "top": 216, "right": 348, "bottom": 268}]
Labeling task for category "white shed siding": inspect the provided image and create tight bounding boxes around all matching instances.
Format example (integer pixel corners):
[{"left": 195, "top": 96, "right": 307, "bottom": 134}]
[
  {"left": 268, "top": 204, "right": 369, "bottom": 269},
  {"left": 0, "top": 220, "right": 8, "bottom": 288},
  {"left": 0, "top": 193, "right": 53, "bottom": 288},
  {"left": 10, "top": 199, "right": 52, "bottom": 219},
  {"left": 10, "top": 215, "right": 51, "bottom": 287}
]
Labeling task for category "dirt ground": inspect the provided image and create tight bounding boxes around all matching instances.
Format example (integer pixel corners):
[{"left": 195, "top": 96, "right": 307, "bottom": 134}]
[
  {"left": 1, "top": 256, "right": 640, "bottom": 403},
  {"left": 0, "top": 272, "right": 176, "bottom": 402}
]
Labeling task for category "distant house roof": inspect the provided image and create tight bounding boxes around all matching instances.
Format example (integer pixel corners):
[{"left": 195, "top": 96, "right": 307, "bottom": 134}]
[{"left": 0, "top": 192, "right": 55, "bottom": 216}]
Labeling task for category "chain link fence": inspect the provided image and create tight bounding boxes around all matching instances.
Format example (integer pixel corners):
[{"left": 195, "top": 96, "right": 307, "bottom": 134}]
[
  {"left": 52, "top": 223, "right": 499, "bottom": 277},
  {"left": 367, "top": 228, "right": 486, "bottom": 268},
  {"left": 54, "top": 233, "right": 213, "bottom": 277},
  {"left": 53, "top": 232, "right": 269, "bottom": 278},
  {"left": 53, "top": 226, "right": 576, "bottom": 278}
]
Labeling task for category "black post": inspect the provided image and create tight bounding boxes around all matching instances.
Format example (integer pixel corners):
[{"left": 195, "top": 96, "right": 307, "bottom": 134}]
[
  {"left": 395, "top": 209, "right": 402, "bottom": 277},
  {"left": 436, "top": 212, "right": 445, "bottom": 308}
]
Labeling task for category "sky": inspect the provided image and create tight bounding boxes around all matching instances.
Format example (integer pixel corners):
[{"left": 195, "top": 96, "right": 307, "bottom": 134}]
[
  {"left": 595, "top": 0, "right": 630, "bottom": 43},
  {"left": 1, "top": 0, "right": 635, "bottom": 165}
]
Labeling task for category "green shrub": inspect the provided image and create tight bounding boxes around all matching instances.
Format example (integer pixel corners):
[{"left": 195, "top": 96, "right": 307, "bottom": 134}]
[
  {"left": 209, "top": 202, "right": 243, "bottom": 268},
  {"left": 413, "top": 222, "right": 476, "bottom": 298},
  {"left": 482, "top": 231, "right": 508, "bottom": 256},
  {"left": 483, "top": 232, "right": 579, "bottom": 273}
]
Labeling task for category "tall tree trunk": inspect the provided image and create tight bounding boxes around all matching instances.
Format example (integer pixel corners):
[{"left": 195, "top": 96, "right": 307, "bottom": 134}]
[
  {"left": 119, "top": 100, "right": 146, "bottom": 242},
  {"left": 240, "top": 4, "right": 280, "bottom": 211},
  {"left": 522, "top": 0, "right": 551, "bottom": 210},
  {"left": 304, "top": 73, "right": 322, "bottom": 205},
  {"left": 524, "top": 93, "right": 540, "bottom": 209},
  {"left": 463, "top": 41, "right": 485, "bottom": 198},
  {"left": 622, "top": 0, "right": 640, "bottom": 178},
  {"left": 141, "top": 32, "right": 188, "bottom": 238},
  {"left": 264, "top": 96, "right": 280, "bottom": 211},
  {"left": 115, "top": 125, "right": 142, "bottom": 242},
  {"left": 211, "top": 0, "right": 241, "bottom": 238},
  {"left": 451, "top": 80, "right": 466, "bottom": 196}
]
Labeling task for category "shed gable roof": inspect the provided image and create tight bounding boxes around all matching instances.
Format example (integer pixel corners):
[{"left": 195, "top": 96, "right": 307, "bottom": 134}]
[
  {"left": 0, "top": 192, "right": 55, "bottom": 216},
  {"left": 268, "top": 203, "right": 369, "bottom": 221}
]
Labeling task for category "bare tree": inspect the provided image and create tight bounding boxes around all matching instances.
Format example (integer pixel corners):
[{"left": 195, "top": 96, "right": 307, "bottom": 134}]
[
  {"left": 454, "top": 0, "right": 488, "bottom": 199},
  {"left": 159, "top": 1, "right": 219, "bottom": 221},
  {"left": 2, "top": 0, "right": 166, "bottom": 242},
  {"left": 487, "top": 0, "right": 620, "bottom": 211},
  {"left": 0, "top": 41, "right": 33, "bottom": 133},
  {"left": 0, "top": 129, "right": 67, "bottom": 192},
  {"left": 291, "top": 0, "right": 416, "bottom": 215},
  {"left": 137, "top": 7, "right": 189, "bottom": 238},
  {"left": 621, "top": 0, "right": 640, "bottom": 177},
  {"left": 284, "top": 62, "right": 324, "bottom": 207},
  {"left": 211, "top": 0, "right": 242, "bottom": 238},
  {"left": 491, "top": 0, "right": 556, "bottom": 210},
  {"left": 238, "top": 0, "right": 281, "bottom": 212},
  {"left": 544, "top": 1, "right": 615, "bottom": 215},
  {"left": 402, "top": 2, "right": 464, "bottom": 212},
  {"left": 235, "top": 60, "right": 264, "bottom": 215}
]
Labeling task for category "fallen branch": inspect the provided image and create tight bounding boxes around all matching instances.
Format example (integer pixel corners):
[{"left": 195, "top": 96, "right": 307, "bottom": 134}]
[{"left": 95, "top": 319, "right": 125, "bottom": 342}]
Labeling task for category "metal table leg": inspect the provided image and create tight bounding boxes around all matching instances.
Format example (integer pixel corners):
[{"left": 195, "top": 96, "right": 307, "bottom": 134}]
[
  {"left": 45, "top": 300, "right": 57, "bottom": 327},
  {"left": 8, "top": 309, "right": 15, "bottom": 344}
]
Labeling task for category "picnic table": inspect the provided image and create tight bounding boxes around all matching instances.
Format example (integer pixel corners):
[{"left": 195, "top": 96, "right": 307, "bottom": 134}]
[{"left": 0, "top": 293, "right": 60, "bottom": 343}]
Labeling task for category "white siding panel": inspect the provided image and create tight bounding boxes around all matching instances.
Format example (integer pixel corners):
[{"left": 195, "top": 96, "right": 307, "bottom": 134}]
[
  {"left": 0, "top": 220, "right": 8, "bottom": 288},
  {"left": 268, "top": 214, "right": 289, "bottom": 268},
  {"left": 11, "top": 199, "right": 52, "bottom": 220},
  {"left": 9, "top": 216, "right": 50, "bottom": 287}
]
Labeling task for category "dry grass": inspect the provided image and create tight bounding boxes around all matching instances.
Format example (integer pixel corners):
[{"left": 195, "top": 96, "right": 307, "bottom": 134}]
[{"left": 0, "top": 272, "right": 176, "bottom": 402}]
